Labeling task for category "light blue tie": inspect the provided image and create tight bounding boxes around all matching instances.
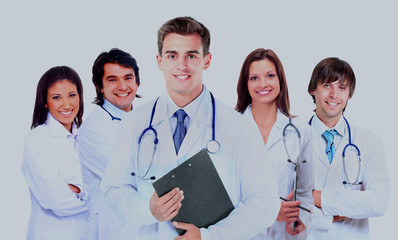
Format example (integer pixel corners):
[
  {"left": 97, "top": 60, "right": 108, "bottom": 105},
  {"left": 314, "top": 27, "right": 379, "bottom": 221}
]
[
  {"left": 173, "top": 109, "right": 187, "bottom": 154},
  {"left": 323, "top": 129, "right": 337, "bottom": 163}
]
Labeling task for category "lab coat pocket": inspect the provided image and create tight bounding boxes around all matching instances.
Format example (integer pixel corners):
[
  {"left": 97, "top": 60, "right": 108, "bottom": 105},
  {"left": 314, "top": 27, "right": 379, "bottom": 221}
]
[{"left": 343, "top": 182, "right": 363, "bottom": 191}]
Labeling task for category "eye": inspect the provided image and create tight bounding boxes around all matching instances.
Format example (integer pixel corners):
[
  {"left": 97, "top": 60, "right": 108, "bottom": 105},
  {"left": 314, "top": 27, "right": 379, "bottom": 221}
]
[
  {"left": 69, "top": 93, "right": 77, "bottom": 97},
  {"left": 249, "top": 76, "right": 257, "bottom": 81},
  {"left": 108, "top": 78, "right": 116, "bottom": 82},
  {"left": 167, "top": 54, "right": 176, "bottom": 59},
  {"left": 340, "top": 86, "right": 346, "bottom": 90},
  {"left": 267, "top": 73, "right": 275, "bottom": 79},
  {"left": 52, "top": 96, "right": 60, "bottom": 100},
  {"left": 323, "top": 83, "right": 330, "bottom": 88},
  {"left": 126, "top": 76, "right": 134, "bottom": 81},
  {"left": 188, "top": 54, "right": 197, "bottom": 59}
]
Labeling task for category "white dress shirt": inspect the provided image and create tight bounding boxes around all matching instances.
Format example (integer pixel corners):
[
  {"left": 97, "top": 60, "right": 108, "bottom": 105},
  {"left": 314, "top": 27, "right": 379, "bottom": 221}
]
[
  {"left": 308, "top": 114, "right": 390, "bottom": 240},
  {"left": 79, "top": 99, "right": 137, "bottom": 240},
  {"left": 21, "top": 113, "right": 88, "bottom": 240},
  {"left": 101, "top": 86, "right": 280, "bottom": 239},
  {"left": 243, "top": 106, "right": 313, "bottom": 240}
]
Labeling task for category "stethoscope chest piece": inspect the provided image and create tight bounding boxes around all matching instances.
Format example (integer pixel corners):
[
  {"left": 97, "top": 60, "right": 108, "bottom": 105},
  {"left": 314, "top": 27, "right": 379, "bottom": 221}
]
[{"left": 206, "top": 140, "right": 220, "bottom": 154}]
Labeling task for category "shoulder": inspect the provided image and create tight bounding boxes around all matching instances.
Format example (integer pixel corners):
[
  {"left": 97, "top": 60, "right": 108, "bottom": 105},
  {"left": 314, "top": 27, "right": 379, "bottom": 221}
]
[
  {"left": 215, "top": 99, "right": 248, "bottom": 123},
  {"left": 25, "top": 124, "right": 50, "bottom": 145},
  {"left": 80, "top": 105, "right": 115, "bottom": 135},
  {"left": 124, "top": 98, "right": 158, "bottom": 121},
  {"left": 350, "top": 122, "right": 382, "bottom": 144},
  {"left": 291, "top": 116, "right": 312, "bottom": 134},
  {"left": 214, "top": 99, "right": 259, "bottom": 134}
]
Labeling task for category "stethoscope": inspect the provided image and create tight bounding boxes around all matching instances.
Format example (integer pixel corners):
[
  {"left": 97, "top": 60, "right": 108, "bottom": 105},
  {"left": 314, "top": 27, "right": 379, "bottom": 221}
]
[
  {"left": 101, "top": 106, "right": 122, "bottom": 121},
  {"left": 131, "top": 92, "right": 220, "bottom": 181},
  {"left": 282, "top": 118, "right": 306, "bottom": 223},
  {"left": 309, "top": 116, "right": 362, "bottom": 185}
]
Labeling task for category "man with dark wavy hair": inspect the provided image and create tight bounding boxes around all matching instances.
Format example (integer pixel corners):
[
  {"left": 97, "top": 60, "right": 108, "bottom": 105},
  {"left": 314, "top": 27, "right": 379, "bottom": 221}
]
[{"left": 79, "top": 48, "right": 141, "bottom": 239}]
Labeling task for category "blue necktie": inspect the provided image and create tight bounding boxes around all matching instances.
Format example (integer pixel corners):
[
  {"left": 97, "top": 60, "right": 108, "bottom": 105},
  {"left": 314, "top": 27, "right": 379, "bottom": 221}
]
[
  {"left": 173, "top": 109, "right": 187, "bottom": 154},
  {"left": 323, "top": 129, "right": 337, "bottom": 163}
]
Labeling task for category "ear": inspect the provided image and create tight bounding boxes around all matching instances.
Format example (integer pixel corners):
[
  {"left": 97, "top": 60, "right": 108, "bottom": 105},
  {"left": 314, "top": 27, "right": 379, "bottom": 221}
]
[
  {"left": 203, "top": 52, "right": 212, "bottom": 70},
  {"left": 45, "top": 104, "right": 48, "bottom": 108},
  {"left": 309, "top": 91, "right": 315, "bottom": 96},
  {"left": 156, "top": 54, "right": 163, "bottom": 71},
  {"left": 101, "top": 88, "right": 104, "bottom": 94}
]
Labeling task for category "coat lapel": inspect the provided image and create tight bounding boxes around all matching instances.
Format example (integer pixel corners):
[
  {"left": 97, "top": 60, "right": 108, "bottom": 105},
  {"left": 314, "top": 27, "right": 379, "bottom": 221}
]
[{"left": 151, "top": 94, "right": 179, "bottom": 168}]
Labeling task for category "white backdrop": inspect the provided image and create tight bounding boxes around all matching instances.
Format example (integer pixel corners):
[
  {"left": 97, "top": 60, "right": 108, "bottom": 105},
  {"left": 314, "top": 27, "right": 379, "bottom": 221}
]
[{"left": 1, "top": 1, "right": 397, "bottom": 239}]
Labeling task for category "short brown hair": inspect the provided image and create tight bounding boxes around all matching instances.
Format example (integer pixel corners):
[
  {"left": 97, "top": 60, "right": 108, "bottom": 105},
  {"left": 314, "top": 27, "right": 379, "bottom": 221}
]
[
  {"left": 157, "top": 16, "right": 210, "bottom": 56},
  {"left": 308, "top": 57, "right": 356, "bottom": 104},
  {"left": 235, "top": 48, "right": 291, "bottom": 118}
]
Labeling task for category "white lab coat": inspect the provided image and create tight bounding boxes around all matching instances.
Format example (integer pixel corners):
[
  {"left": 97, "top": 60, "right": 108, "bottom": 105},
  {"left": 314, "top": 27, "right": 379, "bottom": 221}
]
[
  {"left": 308, "top": 115, "right": 389, "bottom": 240},
  {"left": 79, "top": 100, "right": 137, "bottom": 240},
  {"left": 101, "top": 87, "right": 280, "bottom": 240},
  {"left": 21, "top": 113, "right": 88, "bottom": 240},
  {"left": 243, "top": 106, "right": 313, "bottom": 240}
]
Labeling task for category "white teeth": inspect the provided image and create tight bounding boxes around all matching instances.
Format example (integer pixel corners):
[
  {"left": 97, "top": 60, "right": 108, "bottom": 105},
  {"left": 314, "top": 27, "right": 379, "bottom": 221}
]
[
  {"left": 328, "top": 102, "right": 338, "bottom": 106},
  {"left": 117, "top": 93, "right": 128, "bottom": 97},
  {"left": 176, "top": 75, "right": 189, "bottom": 80},
  {"left": 258, "top": 90, "right": 270, "bottom": 94},
  {"left": 60, "top": 110, "right": 72, "bottom": 115}
]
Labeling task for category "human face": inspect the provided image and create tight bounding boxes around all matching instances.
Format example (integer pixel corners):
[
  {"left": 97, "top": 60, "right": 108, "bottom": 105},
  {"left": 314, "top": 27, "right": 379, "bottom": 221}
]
[
  {"left": 101, "top": 63, "right": 138, "bottom": 112},
  {"left": 157, "top": 33, "right": 211, "bottom": 107},
  {"left": 247, "top": 59, "right": 280, "bottom": 107},
  {"left": 46, "top": 80, "right": 80, "bottom": 132},
  {"left": 310, "top": 80, "right": 350, "bottom": 127}
]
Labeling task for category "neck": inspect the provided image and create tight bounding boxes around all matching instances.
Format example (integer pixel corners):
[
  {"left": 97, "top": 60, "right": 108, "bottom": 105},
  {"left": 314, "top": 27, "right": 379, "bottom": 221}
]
[
  {"left": 316, "top": 112, "right": 341, "bottom": 129},
  {"left": 251, "top": 101, "right": 278, "bottom": 128},
  {"left": 169, "top": 85, "right": 203, "bottom": 108}
]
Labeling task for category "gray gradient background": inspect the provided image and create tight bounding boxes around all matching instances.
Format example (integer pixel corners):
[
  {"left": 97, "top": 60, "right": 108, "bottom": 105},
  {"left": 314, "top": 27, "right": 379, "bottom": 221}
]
[{"left": 1, "top": 1, "right": 397, "bottom": 239}]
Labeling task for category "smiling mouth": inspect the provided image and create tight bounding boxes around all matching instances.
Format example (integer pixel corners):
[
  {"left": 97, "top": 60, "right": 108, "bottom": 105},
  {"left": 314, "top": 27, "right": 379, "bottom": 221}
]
[
  {"left": 175, "top": 75, "right": 190, "bottom": 80},
  {"left": 60, "top": 110, "right": 73, "bottom": 115},
  {"left": 256, "top": 90, "right": 271, "bottom": 95},
  {"left": 326, "top": 101, "right": 339, "bottom": 106},
  {"left": 116, "top": 93, "right": 130, "bottom": 97}
]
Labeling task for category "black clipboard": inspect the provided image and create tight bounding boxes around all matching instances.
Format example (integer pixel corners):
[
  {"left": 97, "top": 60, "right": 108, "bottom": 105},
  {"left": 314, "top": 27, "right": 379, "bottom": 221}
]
[{"left": 152, "top": 148, "right": 234, "bottom": 235}]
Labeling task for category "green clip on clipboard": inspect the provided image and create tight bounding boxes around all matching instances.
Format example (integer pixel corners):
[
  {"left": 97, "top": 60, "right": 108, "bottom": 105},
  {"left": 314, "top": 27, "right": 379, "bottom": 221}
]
[{"left": 152, "top": 148, "right": 234, "bottom": 235}]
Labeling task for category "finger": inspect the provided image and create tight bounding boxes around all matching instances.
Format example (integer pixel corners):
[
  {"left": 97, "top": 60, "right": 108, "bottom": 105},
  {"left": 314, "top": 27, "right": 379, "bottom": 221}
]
[
  {"left": 285, "top": 222, "right": 295, "bottom": 235},
  {"left": 159, "top": 187, "right": 181, "bottom": 205},
  {"left": 281, "top": 200, "right": 301, "bottom": 207},
  {"left": 286, "top": 189, "right": 295, "bottom": 200},
  {"left": 167, "top": 204, "right": 181, "bottom": 221},
  {"left": 173, "top": 221, "right": 193, "bottom": 230},
  {"left": 166, "top": 200, "right": 183, "bottom": 220},
  {"left": 164, "top": 190, "right": 184, "bottom": 214}
]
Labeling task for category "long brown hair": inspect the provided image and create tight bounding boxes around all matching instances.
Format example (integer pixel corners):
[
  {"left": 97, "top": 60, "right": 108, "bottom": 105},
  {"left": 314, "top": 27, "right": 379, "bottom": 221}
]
[
  {"left": 235, "top": 48, "right": 291, "bottom": 117},
  {"left": 31, "top": 66, "right": 84, "bottom": 129}
]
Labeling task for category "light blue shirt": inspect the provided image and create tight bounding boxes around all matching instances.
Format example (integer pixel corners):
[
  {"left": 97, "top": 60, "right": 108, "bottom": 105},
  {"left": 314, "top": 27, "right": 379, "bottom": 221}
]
[
  {"left": 311, "top": 114, "right": 345, "bottom": 154},
  {"left": 167, "top": 86, "right": 205, "bottom": 137},
  {"left": 101, "top": 86, "right": 280, "bottom": 239},
  {"left": 79, "top": 99, "right": 130, "bottom": 240}
]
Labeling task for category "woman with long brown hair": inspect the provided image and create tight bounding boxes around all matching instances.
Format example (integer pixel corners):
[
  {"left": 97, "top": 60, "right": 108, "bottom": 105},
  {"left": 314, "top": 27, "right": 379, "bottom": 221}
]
[{"left": 236, "top": 48, "right": 313, "bottom": 239}]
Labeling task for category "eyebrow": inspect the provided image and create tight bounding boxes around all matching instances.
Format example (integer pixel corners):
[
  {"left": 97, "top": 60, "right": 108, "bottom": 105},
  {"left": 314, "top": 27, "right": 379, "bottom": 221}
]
[
  {"left": 105, "top": 73, "right": 134, "bottom": 80},
  {"left": 164, "top": 50, "right": 200, "bottom": 55}
]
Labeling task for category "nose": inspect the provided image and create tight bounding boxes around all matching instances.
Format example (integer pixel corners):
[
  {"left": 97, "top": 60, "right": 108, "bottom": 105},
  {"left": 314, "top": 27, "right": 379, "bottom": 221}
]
[
  {"left": 62, "top": 98, "right": 72, "bottom": 109},
  {"left": 259, "top": 77, "right": 268, "bottom": 87},
  {"left": 177, "top": 57, "right": 188, "bottom": 71},
  {"left": 329, "top": 86, "right": 337, "bottom": 98},
  {"left": 118, "top": 80, "right": 128, "bottom": 90}
]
